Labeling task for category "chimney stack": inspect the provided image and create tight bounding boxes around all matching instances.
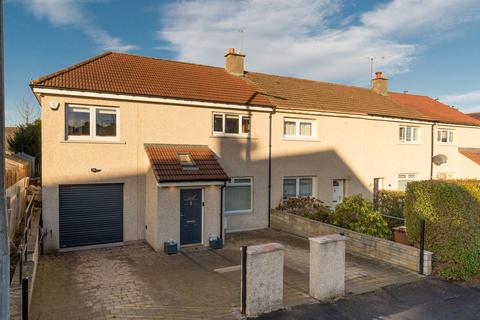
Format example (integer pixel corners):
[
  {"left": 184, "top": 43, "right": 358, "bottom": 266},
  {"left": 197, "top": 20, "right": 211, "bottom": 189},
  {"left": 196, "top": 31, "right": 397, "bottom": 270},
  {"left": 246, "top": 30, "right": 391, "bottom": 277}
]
[
  {"left": 372, "top": 71, "right": 388, "bottom": 96},
  {"left": 224, "top": 48, "right": 245, "bottom": 76}
]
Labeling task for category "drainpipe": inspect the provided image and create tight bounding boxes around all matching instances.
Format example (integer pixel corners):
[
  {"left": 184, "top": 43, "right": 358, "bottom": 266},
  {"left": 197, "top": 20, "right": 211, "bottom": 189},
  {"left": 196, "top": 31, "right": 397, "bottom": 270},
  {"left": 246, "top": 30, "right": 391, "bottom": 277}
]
[
  {"left": 220, "top": 182, "right": 226, "bottom": 240},
  {"left": 268, "top": 110, "right": 274, "bottom": 228},
  {"left": 430, "top": 123, "right": 436, "bottom": 180}
]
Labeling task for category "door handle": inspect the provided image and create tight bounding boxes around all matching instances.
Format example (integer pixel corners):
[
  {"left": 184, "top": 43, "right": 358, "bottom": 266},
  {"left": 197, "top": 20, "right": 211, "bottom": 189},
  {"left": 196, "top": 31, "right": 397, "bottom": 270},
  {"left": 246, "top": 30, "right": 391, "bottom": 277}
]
[{"left": 186, "top": 220, "right": 196, "bottom": 224}]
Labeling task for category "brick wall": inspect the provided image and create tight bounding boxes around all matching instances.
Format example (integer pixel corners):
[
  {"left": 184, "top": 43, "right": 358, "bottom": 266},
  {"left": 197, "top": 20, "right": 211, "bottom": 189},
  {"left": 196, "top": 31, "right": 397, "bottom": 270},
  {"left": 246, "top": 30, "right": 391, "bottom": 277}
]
[{"left": 271, "top": 210, "right": 432, "bottom": 275}]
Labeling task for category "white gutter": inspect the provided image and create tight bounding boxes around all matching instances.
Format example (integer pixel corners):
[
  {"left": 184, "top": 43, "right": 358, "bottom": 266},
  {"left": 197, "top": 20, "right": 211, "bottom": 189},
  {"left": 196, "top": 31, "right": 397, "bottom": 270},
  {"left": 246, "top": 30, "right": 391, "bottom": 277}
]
[
  {"left": 157, "top": 181, "right": 226, "bottom": 187},
  {"left": 32, "top": 87, "right": 275, "bottom": 112}
]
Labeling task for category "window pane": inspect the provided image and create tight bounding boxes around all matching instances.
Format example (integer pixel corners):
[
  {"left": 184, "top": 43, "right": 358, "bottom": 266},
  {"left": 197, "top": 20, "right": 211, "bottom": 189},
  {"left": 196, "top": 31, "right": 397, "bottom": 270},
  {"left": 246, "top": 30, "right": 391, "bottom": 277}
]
[
  {"left": 448, "top": 131, "right": 454, "bottom": 142},
  {"left": 299, "top": 178, "right": 312, "bottom": 197},
  {"left": 284, "top": 121, "right": 296, "bottom": 136},
  {"left": 412, "top": 127, "right": 418, "bottom": 141},
  {"left": 399, "top": 127, "right": 405, "bottom": 140},
  {"left": 67, "top": 107, "right": 90, "bottom": 136},
  {"left": 283, "top": 178, "right": 297, "bottom": 198},
  {"left": 441, "top": 131, "right": 447, "bottom": 142},
  {"left": 437, "top": 131, "right": 442, "bottom": 142},
  {"left": 96, "top": 109, "right": 117, "bottom": 137},
  {"left": 225, "top": 185, "right": 251, "bottom": 211},
  {"left": 233, "top": 178, "right": 251, "bottom": 184},
  {"left": 405, "top": 127, "right": 412, "bottom": 141},
  {"left": 213, "top": 114, "right": 223, "bottom": 132},
  {"left": 241, "top": 116, "right": 250, "bottom": 133},
  {"left": 225, "top": 115, "right": 239, "bottom": 133},
  {"left": 299, "top": 122, "right": 312, "bottom": 136}
]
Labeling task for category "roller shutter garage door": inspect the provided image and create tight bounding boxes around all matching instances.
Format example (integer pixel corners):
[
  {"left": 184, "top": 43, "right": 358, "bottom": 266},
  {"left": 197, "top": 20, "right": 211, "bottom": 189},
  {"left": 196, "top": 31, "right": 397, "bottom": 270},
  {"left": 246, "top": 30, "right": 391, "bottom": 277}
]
[{"left": 59, "top": 184, "right": 123, "bottom": 248}]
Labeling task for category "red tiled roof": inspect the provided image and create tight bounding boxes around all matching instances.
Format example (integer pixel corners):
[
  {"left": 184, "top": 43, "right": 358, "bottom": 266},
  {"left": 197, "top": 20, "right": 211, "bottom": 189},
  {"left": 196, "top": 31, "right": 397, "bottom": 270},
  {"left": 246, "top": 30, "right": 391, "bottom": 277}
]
[
  {"left": 459, "top": 148, "right": 480, "bottom": 166},
  {"left": 144, "top": 144, "right": 229, "bottom": 183},
  {"left": 468, "top": 112, "right": 480, "bottom": 120},
  {"left": 30, "top": 52, "right": 273, "bottom": 107},
  {"left": 244, "top": 72, "right": 430, "bottom": 120},
  {"left": 31, "top": 51, "right": 480, "bottom": 126},
  {"left": 389, "top": 93, "right": 480, "bottom": 126}
]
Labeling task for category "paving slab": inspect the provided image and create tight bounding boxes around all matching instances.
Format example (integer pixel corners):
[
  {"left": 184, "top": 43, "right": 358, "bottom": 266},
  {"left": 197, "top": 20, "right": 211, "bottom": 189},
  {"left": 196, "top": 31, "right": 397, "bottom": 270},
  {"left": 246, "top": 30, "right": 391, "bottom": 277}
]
[{"left": 30, "top": 229, "right": 421, "bottom": 319}]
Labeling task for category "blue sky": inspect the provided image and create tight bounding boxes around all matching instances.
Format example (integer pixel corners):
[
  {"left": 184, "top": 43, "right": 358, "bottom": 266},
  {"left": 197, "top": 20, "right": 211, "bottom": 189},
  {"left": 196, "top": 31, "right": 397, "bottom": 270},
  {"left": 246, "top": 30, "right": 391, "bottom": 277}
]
[{"left": 5, "top": 0, "right": 480, "bottom": 125}]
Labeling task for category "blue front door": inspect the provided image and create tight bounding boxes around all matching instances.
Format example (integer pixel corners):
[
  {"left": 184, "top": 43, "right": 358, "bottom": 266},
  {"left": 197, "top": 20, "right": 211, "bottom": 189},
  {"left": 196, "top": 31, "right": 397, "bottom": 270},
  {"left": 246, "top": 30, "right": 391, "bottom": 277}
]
[{"left": 180, "top": 189, "right": 203, "bottom": 245}]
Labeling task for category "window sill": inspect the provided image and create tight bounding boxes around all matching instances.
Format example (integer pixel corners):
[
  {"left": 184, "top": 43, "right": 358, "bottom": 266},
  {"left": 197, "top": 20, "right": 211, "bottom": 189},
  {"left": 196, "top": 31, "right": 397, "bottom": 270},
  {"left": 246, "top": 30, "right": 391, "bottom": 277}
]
[
  {"left": 398, "top": 142, "right": 423, "bottom": 145},
  {"left": 225, "top": 210, "right": 253, "bottom": 215},
  {"left": 436, "top": 143, "right": 457, "bottom": 146},
  {"left": 210, "top": 134, "right": 254, "bottom": 139},
  {"left": 282, "top": 137, "right": 320, "bottom": 142},
  {"left": 62, "top": 140, "right": 126, "bottom": 145}
]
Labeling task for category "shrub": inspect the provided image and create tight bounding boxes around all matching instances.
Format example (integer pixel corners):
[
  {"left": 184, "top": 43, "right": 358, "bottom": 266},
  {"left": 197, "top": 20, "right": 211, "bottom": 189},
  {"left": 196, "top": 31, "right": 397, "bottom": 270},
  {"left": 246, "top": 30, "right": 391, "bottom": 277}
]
[
  {"left": 276, "top": 197, "right": 331, "bottom": 222},
  {"left": 404, "top": 180, "right": 480, "bottom": 280},
  {"left": 376, "top": 190, "right": 406, "bottom": 228},
  {"left": 330, "top": 194, "right": 391, "bottom": 239}
]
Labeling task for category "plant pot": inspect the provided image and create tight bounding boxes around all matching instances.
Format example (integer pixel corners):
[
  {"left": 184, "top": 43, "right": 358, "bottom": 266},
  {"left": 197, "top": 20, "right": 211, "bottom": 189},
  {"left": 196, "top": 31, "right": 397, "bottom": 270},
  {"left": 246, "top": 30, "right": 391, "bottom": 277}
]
[
  {"left": 164, "top": 242, "right": 178, "bottom": 255},
  {"left": 393, "top": 226, "right": 410, "bottom": 245},
  {"left": 209, "top": 238, "right": 223, "bottom": 249}
]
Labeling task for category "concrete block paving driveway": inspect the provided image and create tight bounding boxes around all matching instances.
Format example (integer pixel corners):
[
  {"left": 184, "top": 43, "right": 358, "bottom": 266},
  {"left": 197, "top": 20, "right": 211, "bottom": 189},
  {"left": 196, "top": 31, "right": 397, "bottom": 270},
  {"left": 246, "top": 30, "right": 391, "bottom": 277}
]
[{"left": 30, "top": 229, "right": 422, "bottom": 319}]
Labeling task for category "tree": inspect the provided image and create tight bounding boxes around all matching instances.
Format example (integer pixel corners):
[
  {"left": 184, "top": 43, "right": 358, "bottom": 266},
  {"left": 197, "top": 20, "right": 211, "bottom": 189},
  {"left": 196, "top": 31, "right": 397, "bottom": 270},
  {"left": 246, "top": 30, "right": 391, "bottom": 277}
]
[
  {"left": 7, "top": 119, "right": 41, "bottom": 163},
  {"left": 16, "top": 93, "right": 39, "bottom": 125}
]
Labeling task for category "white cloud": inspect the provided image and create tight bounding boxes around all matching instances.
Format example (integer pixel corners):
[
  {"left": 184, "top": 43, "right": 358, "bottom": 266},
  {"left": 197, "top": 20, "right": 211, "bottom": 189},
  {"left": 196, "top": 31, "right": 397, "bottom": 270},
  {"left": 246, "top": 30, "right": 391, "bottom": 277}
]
[
  {"left": 26, "top": 0, "right": 138, "bottom": 52},
  {"left": 440, "top": 90, "right": 480, "bottom": 112},
  {"left": 158, "top": 0, "right": 480, "bottom": 85}
]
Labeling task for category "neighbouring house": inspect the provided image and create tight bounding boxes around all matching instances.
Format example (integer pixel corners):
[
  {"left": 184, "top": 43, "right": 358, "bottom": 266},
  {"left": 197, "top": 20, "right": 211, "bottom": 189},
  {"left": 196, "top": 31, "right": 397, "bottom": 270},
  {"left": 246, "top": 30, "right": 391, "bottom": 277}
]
[{"left": 30, "top": 49, "right": 480, "bottom": 252}]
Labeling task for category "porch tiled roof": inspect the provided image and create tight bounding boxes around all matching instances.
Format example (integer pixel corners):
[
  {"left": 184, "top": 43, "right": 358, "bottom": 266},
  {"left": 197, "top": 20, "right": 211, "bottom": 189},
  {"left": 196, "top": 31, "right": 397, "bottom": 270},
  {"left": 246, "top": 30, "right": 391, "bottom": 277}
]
[
  {"left": 144, "top": 144, "right": 229, "bottom": 183},
  {"left": 459, "top": 148, "right": 480, "bottom": 165}
]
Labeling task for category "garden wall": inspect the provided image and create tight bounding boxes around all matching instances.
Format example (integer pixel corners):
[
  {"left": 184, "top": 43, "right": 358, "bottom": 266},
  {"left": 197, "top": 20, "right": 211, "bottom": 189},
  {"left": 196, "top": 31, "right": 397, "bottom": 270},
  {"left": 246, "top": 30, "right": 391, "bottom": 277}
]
[{"left": 271, "top": 210, "right": 432, "bottom": 275}]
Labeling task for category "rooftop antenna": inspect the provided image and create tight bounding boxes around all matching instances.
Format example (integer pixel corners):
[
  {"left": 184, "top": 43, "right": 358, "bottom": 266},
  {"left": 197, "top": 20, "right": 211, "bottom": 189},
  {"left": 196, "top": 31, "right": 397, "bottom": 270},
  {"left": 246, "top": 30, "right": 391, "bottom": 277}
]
[
  {"left": 366, "top": 56, "right": 385, "bottom": 85},
  {"left": 237, "top": 29, "right": 244, "bottom": 53}
]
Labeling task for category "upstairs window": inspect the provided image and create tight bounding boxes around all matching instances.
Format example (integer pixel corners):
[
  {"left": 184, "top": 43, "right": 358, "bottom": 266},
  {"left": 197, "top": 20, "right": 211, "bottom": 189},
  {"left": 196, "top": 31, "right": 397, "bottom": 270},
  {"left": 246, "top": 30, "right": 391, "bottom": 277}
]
[
  {"left": 66, "top": 104, "right": 119, "bottom": 141},
  {"left": 399, "top": 125, "right": 419, "bottom": 143},
  {"left": 284, "top": 118, "right": 315, "bottom": 139},
  {"left": 213, "top": 113, "right": 250, "bottom": 136},
  {"left": 437, "top": 129, "right": 454, "bottom": 143}
]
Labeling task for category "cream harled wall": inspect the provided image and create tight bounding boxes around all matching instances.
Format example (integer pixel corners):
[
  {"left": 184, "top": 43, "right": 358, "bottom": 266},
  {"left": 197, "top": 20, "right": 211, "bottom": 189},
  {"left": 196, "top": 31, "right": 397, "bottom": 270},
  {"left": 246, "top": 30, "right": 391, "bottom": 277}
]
[
  {"left": 40, "top": 94, "right": 270, "bottom": 251},
  {"left": 40, "top": 93, "right": 480, "bottom": 251}
]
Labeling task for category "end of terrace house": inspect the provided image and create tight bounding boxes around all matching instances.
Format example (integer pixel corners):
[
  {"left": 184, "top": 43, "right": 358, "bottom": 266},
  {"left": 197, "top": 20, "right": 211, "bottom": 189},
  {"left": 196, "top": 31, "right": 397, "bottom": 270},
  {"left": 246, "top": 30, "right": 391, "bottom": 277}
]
[{"left": 30, "top": 48, "right": 480, "bottom": 252}]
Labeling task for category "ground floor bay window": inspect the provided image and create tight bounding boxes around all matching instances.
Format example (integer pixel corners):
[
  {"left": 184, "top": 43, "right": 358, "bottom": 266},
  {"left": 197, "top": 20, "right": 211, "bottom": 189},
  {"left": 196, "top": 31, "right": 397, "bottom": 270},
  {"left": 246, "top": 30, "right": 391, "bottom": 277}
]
[
  {"left": 225, "top": 177, "right": 253, "bottom": 214},
  {"left": 283, "top": 177, "right": 314, "bottom": 198}
]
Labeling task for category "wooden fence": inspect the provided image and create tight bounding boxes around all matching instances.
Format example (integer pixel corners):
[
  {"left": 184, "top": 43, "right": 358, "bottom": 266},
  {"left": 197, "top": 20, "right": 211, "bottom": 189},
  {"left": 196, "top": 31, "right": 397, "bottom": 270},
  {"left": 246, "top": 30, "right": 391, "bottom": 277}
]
[{"left": 6, "top": 177, "right": 29, "bottom": 239}]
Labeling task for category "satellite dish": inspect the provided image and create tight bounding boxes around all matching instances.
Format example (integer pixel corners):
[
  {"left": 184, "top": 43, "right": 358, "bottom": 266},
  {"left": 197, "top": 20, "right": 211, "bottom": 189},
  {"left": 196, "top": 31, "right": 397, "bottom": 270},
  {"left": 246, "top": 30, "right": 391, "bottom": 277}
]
[{"left": 432, "top": 154, "right": 448, "bottom": 166}]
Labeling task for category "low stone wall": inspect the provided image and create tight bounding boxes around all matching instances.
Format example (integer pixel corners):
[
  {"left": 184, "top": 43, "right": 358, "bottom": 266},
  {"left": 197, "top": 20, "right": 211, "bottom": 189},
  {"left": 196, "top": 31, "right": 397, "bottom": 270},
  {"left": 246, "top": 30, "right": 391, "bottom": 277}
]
[{"left": 271, "top": 210, "right": 432, "bottom": 275}]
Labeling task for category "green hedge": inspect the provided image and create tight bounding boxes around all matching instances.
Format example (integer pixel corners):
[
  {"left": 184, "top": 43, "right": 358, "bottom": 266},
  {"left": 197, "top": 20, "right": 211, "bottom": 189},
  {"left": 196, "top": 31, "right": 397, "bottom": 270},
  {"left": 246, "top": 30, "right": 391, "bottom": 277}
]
[
  {"left": 377, "top": 190, "right": 406, "bottom": 228},
  {"left": 404, "top": 180, "right": 480, "bottom": 280},
  {"left": 331, "top": 194, "right": 391, "bottom": 239}
]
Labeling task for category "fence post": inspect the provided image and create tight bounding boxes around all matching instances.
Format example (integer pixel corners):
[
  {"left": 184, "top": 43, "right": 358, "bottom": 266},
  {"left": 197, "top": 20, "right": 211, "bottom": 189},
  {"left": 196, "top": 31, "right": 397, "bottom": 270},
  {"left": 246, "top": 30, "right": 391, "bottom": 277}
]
[
  {"left": 22, "top": 277, "right": 28, "bottom": 320},
  {"left": 419, "top": 219, "right": 425, "bottom": 275},
  {"left": 241, "top": 245, "right": 247, "bottom": 315}
]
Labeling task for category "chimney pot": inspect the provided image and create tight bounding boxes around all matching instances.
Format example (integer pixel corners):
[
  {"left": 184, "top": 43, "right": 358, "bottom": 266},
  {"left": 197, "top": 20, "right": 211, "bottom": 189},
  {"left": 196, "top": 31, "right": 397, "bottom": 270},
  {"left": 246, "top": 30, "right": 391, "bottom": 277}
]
[
  {"left": 224, "top": 48, "right": 245, "bottom": 76},
  {"left": 372, "top": 71, "right": 388, "bottom": 96}
]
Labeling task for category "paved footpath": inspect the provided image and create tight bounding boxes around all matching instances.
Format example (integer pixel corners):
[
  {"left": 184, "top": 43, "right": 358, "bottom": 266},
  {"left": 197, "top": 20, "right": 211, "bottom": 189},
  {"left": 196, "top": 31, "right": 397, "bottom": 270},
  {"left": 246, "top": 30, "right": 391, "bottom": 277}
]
[{"left": 259, "top": 278, "right": 480, "bottom": 320}]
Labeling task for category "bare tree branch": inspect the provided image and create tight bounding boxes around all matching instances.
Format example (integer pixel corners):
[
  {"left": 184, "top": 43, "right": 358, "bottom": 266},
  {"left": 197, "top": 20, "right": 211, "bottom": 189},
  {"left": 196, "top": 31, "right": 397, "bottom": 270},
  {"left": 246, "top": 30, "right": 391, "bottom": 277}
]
[{"left": 16, "top": 93, "right": 39, "bottom": 125}]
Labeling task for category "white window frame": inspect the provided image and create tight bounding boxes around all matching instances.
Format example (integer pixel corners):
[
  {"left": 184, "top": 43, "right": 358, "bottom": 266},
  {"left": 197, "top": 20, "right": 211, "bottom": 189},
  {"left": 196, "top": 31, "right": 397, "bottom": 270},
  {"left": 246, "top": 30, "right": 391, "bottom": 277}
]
[
  {"left": 66, "top": 104, "right": 120, "bottom": 141},
  {"left": 437, "top": 128, "right": 455, "bottom": 144},
  {"left": 398, "top": 173, "right": 419, "bottom": 191},
  {"left": 224, "top": 177, "right": 253, "bottom": 214},
  {"left": 283, "top": 118, "right": 316, "bottom": 140},
  {"left": 436, "top": 172, "right": 454, "bottom": 180},
  {"left": 399, "top": 125, "right": 419, "bottom": 143},
  {"left": 282, "top": 176, "right": 315, "bottom": 198},
  {"left": 212, "top": 112, "right": 251, "bottom": 137}
]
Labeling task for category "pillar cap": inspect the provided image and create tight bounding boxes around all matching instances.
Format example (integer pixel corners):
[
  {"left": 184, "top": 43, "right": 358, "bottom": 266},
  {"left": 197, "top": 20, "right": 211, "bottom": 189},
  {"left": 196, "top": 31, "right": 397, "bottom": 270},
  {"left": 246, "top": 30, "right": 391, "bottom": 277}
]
[{"left": 309, "top": 234, "right": 348, "bottom": 244}]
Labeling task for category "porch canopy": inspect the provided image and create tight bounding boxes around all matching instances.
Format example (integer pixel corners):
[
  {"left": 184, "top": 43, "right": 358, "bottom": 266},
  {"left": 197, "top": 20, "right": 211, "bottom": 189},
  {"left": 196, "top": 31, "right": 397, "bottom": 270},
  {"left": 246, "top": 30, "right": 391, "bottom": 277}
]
[{"left": 145, "top": 144, "right": 229, "bottom": 186}]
